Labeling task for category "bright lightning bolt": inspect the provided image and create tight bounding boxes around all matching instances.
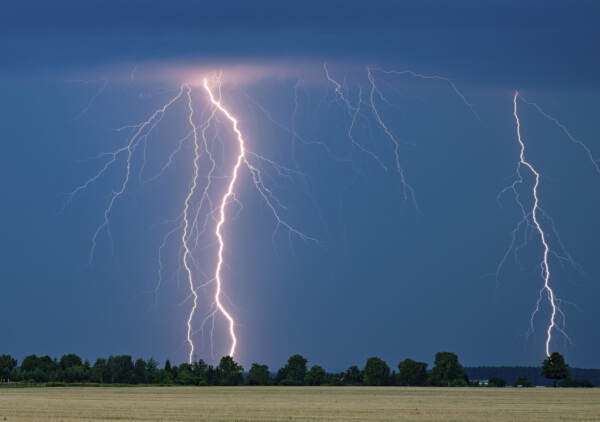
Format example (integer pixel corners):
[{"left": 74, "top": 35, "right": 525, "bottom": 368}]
[
  {"left": 202, "top": 77, "right": 245, "bottom": 359},
  {"left": 73, "top": 64, "right": 589, "bottom": 363},
  {"left": 512, "top": 90, "right": 558, "bottom": 357}
]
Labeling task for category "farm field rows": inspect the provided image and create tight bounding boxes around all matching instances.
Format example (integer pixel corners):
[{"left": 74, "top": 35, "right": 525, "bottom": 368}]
[{"left": 1, "top": 386, "right": 599, "bottom": 421}]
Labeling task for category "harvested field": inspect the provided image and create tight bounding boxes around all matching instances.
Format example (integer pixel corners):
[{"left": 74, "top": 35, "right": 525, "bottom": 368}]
[{"left": 0, "top": 386, "right": 599, "bottom": 421}]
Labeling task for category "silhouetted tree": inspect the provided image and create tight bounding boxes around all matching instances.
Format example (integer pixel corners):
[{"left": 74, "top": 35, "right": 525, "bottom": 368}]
[
  {"left": 191, "top": 360, "right": 208, "bottom": 385},
  {"left": 305, "top": 365, "right": 327, "bottom": 386},
  {"left": 20, "top": 355, "right": 57, "bottom": 382},
  {"left": 429, "top": 352, "right": 467, "bottom": 386},
  {"left": 20, "top": 355, "right": 39, "bottom": 373},
  {"left": 217, "top": 356, "right": 244, "bottom": 385},
  {"left": 363, "top": 357, "right": 391, "bottom": 386},
  {"left": 64, "top": 364, "right": 87, "bottom": 382},
  {"left": 91, "top": 358, "right": 110, "bottom": 383},
  {"left": 246, "top": 363, "right": 270, "bottom": 385},
  {"left": 164, "top": 359, "right": 172, "bottom": 374},
  {"left": 343, "top": 365, "right": 363, "bottom": 385},
  {"left": 542, "top": 352, "right": 569, "bottom": 387},
  {"left": 153, "top": 368, "right": 173, "bottom": 385},
  {"left": 397, "top": 358, "right": 428, "bottom": 386},
  {"left": 146, "top": 358, "right": 158, "bottom": 383},
  {"left": 59, "top": 354, "right": 83, "bottom": 370},
  {"left": 205, "top": 365, "right": 219, "bottom": 385},
  {"left": 277, "top": 354, "right": 308, "bottom": 385},
  {"left": 132, "top": 358, "right": 148, "bottom": 384},
  {"left": 108, "top": 355, "right": 134, "bottom": 383},
  {"left": 175, "top": 363, "right": 197, "bottom": 385},
  {"left": 0, "top": 354, "right": 17, "bottom": 381}
]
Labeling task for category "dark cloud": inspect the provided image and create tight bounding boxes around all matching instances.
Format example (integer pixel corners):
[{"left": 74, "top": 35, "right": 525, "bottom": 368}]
[{"left": 2, "top": 1, "right": 599, "bottom": 88}]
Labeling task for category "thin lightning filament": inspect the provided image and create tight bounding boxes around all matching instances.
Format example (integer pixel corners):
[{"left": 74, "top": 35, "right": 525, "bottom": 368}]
[{"left": 182, "top": 84, "right": 202, "bottom": 363}]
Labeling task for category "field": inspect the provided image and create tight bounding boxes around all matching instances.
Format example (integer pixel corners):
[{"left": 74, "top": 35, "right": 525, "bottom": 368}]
[{"left": 1, "top": 386, "right": 599, "bottom": 421}]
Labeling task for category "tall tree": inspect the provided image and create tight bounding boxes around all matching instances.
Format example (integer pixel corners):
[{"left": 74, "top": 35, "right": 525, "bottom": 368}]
[
  {"left": 59, "top": 354, "right": 83, "bottom": 370},
  {"left": 108, "top": 355, "right": 134, "bottom": 383},
  {"left": 363, "top": 357, "right": 391, "bottom": 386},
  {"left": 343, "top": 365, "right": 363, "bottom": 385},
  {"left": 20, "top": 355, "right": 40, "bottom": 372},
  {"left": 146, "top": 358, "right": 158, "bottom": 382},
  {"left": 246, "top": 363, "right": 270, "bottom": 385},
  {"left": 429, "top": 352, "right": 467, "bottom": 386},
  {"left": 305, "top": 365, "right": 327, "bottom": 386},
  {"left": 132, "top": 358, "right": 148, "bottom": 384},
  {"left": 277, "top": 354, "right": 308, "bottom": 385},
  {"left": 542, "top": 352, "right": 569, "bottom": 387},
  {"left": 175, "top": 363, "right": 197, "bottom": 385},
  {"left": 397, "top": 358, "right": 428, "bottom": 386},
  {"left": 217, "top": 356, "right": 244, "bottom": 386},
  {"left": 0, "top": 354, "right": 17, "bottom": 381},
  {"left": 91, "top": 358, "right": 110, "bottom": 383}
]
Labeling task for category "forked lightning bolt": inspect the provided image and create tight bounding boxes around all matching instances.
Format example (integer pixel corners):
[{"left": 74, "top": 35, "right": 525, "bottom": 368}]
[
  {"left": 69, "top": 65, "right": 593, "bottom": 363},
  {"left": 512, "top": 91, "right": 558, "bottom": 357}
]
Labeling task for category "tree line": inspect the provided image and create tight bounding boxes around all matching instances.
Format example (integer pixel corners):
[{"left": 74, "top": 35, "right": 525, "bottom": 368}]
[{"left": 0, "top": 351, "right": 593, "bottom": 387}]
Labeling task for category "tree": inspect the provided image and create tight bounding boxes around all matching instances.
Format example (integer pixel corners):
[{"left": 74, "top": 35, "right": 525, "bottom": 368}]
[
  {"left": 326, "top": 372, "right": 344, "bottom": 386},
  {"left": 305, "top": 365, "right": 327, "bottom": 386},
  {"left": 514, "top": 376, "right": 532, "bottom": 387},
  {"left": 132, "top": 358, "right": 148, "bottom": 384},
  {"left": 59, "top": 354, "right": 83, "bottom": 370},
  {"left": 20, "top": 355, "right": 57, "bottom": 382},
  {"left": 343, "top": 365, "right": 363, "bottom": 385},
  {"left": 153, "top": 369, "right": 173, "bottom": 385},
  {"left": 146, "top": 358, "right": 158, "bottom": 383},
  {"left": 108, "top": 355, "right": 134, "bottom": 383},
  {"left": 91, "top": 358, "right": 111, "bottom": 383},
  {"left": 205, "top": 365, "right": 219, "bottom": 385},
  {"left": 191, "top": 360, "right": 208, "bottom": 385},
  {"left": 429, "top": 352, "right": 467, "bottom": 386},
  {"left": 175, "top": 364, "right": 197, "bottom": 385},
  {"left": 20, "top": 355, "right": 40, "bottom": 372},
  {"left": 217, "top": 356, "right": 244, "bottom": 386},
  {"left": 64, "top": 365, "right": 87, "bottom": 383},
  {"left": 0, "top": 354, "right": 17, "bottom": 381},
  {"left": 397, "top": 358, "right": 428, "bottom": 386},
  {"left": 246, "top": 363, "right": 270, "bottom": 385},
  {"left": 363, "top": 357, "right": 391, "bottom": 386},
  {"left": 488, "top": 376, "right": 506, "bottom": 387},
  {"left": 542, "top": 352, "right": 569, "bottom": 387},
  {"left": 164, "top": 359, "right": 172, "bottom": 374},
  {"left": 277, "top": 354, "right": 308, "bottom": 385}
]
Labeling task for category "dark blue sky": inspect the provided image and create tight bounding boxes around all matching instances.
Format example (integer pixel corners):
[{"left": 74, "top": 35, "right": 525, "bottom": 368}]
[{"left": 1, "top": 1, "right": 599, "bottom": 370}]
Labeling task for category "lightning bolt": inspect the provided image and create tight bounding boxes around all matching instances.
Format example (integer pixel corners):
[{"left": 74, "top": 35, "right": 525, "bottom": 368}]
[
  {"left": 512, "top": 90, "right": 558, "bottom": 357},
  {"left": 202, "top": 77, "right": 243, "bottom": 358},
  {"left": 182, "top": 84, "right": 202, "bottom": 363}
]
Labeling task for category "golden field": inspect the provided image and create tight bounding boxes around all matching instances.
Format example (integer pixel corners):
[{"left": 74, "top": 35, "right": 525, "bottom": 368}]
[{"left": 0, "top": 386, "right": 599, "bottom": 421}]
